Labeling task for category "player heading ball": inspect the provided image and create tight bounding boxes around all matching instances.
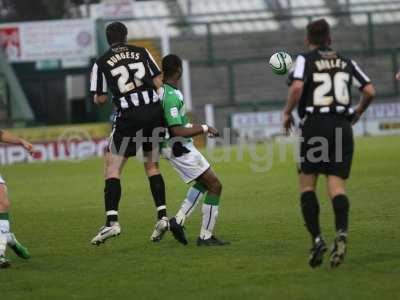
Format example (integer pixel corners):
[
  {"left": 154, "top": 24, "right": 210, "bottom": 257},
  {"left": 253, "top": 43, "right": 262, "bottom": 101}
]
[{"left": 90, "top": 21, "right": 169, "bottom": 245}]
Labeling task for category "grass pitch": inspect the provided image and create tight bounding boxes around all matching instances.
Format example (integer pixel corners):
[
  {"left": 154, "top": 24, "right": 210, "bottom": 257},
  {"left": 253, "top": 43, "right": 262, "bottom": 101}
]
[{"left": 1, "top": 136, "right": 399, "bottom": 300}]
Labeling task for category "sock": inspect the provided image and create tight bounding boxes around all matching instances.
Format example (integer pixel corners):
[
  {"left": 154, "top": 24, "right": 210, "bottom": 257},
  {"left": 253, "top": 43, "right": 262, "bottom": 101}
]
[
  {"left": 104, "top": 178, "right": 121, "bottom": 226},
  {"left": 175, "top": 182, "right": 207, "bottom": 225},
  {"left": 332, "top": 194, "right": 350, "bottom": 235},
  {"left": 0, "top": 232, "right": 6, "bottom": 256},
  {"left": 0, "top": 212, "right": 12, "bottom": 245},
  {"left": 200, "top": 194, "right": 220, "bottom": 240},
  {"left": 300, "top": 191, "right": 321, "bottom": 240},
  {"left": 148, "top": 174, "right": 167, "bottom": 220}
]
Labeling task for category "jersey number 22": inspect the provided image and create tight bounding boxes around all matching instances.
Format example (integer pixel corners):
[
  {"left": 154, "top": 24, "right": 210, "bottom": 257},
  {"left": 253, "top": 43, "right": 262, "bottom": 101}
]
[{"left": 111, "top": 62, "right": 145, "bottom": 93}]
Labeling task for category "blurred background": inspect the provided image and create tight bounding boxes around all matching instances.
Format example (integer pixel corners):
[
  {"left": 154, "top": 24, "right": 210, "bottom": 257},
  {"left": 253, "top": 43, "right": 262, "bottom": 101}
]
[{"left": 0, "top": 0, "right": 399, "bottom": 163}]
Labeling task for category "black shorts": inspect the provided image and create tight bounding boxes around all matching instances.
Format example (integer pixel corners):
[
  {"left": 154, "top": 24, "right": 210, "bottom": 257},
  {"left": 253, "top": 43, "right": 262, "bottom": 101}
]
[
  {"left": 108, "top": 103, "right": 165, "bottom": 157},
  {"left": 299, "top": 114, "right": 354, "bottom": 179}
]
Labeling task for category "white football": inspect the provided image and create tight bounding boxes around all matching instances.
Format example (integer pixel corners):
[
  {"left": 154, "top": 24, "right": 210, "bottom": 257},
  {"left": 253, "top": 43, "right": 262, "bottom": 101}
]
[{"left": 269, "top": 52, "right": 293, "bottom": 75}]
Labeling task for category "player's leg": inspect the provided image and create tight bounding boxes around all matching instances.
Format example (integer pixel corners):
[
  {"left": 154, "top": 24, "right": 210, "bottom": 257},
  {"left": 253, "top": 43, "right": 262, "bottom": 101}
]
[
  {"left": 175, "top": 181, "right": 207, "bottom": 226},
  {"left": 0, "top": 183, "right": 10, "bottom": 268},
  {"left": 91, "top": 151, "right": 127, "bottom": 245},
  {"left": 327, "top": 175, "right": 349, "bottom": 268},
  {"left": 299, "top": 173, "right": 327, "bottom": 268},
  {"left": 326, "top": 116, "right": 353, "bottom": 267},
  {"left": 0, "top": 181, "right": 30, "bottom": 264},
  {"left": 144, "top": 150, "right": 167, "bottom": 220},
  {"left": 169, "top": 181, "right": 207, "bottom": 245},
  {"left": 196, "top": 168, "right": 229, "bottom": 246},
  {"left": 144, "top": 150, "right": 169, "bottom": 242}
]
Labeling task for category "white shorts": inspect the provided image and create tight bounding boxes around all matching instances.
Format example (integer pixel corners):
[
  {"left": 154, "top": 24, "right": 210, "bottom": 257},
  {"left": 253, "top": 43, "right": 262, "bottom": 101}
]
[
  {"left": 0, "top": 175, "right": 5, "bottom": 185},
  {"left": 162, "top": 142, "right": 210, "bottom": 184}
]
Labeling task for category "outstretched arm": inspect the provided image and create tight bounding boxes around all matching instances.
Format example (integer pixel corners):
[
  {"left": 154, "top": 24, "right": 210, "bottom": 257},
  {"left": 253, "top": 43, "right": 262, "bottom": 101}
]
[
  {"left": 169, "top": 124, "right": 219, "bottom": 138},
  {"left": 0, "top": 130, "right": 34, "bottom": 154}
]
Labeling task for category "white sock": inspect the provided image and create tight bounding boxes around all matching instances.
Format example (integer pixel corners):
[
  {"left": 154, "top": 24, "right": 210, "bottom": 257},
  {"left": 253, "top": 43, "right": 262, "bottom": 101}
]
[
  {"left": 200, "top": 204, "right": 219, "bottom": 239},
  {"left": 0, "top": 219, "right": 13, "bottom": 245},
  {"left": 0, "top": 232, "right": 6, "bottom": 256},
  {"left": 175, "top": 186, "right": 205, "bottom": 225}
]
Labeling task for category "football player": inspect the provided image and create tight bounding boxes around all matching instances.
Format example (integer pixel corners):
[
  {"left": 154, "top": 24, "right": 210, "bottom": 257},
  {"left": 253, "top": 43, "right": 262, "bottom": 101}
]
[
  {"left": 0, "top": 130, "right": 33, "bottom": 268},
  {"left": 284, "top": 19, "right": 375, "bottom": 268},
  {"left": 159, "top": 54, "right": 229, "bottom": 246},
  {"left": 89, "top": 22, "right": 168, "bottom": 245}
]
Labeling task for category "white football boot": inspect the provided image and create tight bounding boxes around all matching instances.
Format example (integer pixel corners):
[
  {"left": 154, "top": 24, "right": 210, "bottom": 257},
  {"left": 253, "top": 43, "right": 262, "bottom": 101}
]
[
  {"left": 91, "top": 223, "right": 121, "bottom": 246},
  {"left": 150, "top": 217, "right": 169, "bottom": 242}
]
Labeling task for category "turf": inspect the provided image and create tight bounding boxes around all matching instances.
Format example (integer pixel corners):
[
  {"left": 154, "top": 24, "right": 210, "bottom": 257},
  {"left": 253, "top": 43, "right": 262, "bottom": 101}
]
[{"left": 1, "top": 135, "right": 399, "bottom": 300}]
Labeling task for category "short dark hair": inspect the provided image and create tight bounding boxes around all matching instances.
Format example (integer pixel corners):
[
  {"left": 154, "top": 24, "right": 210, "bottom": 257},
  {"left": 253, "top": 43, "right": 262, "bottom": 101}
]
[
  {"left": 106, "top": 22, "right": 128, "bottom": 45},
  {"left": 307, "top": 19, "right": 331, "bottom": 46},
  {"left": 162, "top": 54, "right": 182, "bottom": 79}
]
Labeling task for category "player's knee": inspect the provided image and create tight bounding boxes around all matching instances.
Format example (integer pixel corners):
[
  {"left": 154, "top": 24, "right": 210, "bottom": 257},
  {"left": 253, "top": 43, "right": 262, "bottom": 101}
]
[
  {"left": 328, "top": 186, "right": 346, "bottom": 199},
  {"left": 0, "top": 186, "right": 10, "bottom": 211},
  {"left": 144, "top": 164, "right": 160, "bottom": 177},
  {"left": 300, "top": 186, "right": 315, "bottom": 194},
  {"left": 208, "top": 178, "right": 222, "bottom": 195},
  {"left": 327, "top": 176, "right": 346, "bottom": 198},
  {"left": 105, "top": 167, "right": 121, "bottom": 179}
]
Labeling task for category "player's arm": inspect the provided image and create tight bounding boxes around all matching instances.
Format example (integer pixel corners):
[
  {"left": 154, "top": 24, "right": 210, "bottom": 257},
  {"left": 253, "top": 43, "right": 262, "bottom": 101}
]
[
  {"left": 353, "top": 84, "right": 375, "bottom": 124},
  {"left": 0, "top": 130, "right": 34, "bottom": 154},
  {"left": 283, "top": 55, "right": 306, "bottom": 135},
  {"left": 396, "top": 71, "right": 400, "bottom": 81},
  {"left": 152, "top": 74, "right": 163, "bottom": 91},
  {"left": 164, "top": 95, "right": 218, "bottom": 138},
  {"left": 94, "top": 94, "right": 108, "bottom": 105},
  {"left": 90, "top": 62, "right": 108, "bottom": 105},
  {"left": 351, "top": 60, "right": 376, "bottom": 124},
  {"left": 145, "top": 49, "right": 164, "bottom": 91},
  {"left": 170, "top": 124, "right": 219, "bottom": 138}
]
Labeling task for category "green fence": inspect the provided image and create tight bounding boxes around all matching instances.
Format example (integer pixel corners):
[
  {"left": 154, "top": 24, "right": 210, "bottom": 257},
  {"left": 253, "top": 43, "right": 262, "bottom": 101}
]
[{"left": 0, "top": 46, "right": 34, "bottom": 125}]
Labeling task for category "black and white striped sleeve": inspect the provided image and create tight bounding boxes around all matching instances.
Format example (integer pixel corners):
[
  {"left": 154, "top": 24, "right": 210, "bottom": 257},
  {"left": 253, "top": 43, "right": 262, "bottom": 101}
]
[
  {"left": 351, "top": 60, "right": 371, "bottom": 91},
  {"left": 145, "top": 49, "right": 161, "bottom": 78},
  {"left": 292, "top": 55, "right": 307, "bottom": 81},
  {"left": 288, "top": 55, "right": 307, "bottom": 86},
  {"left": 90, "top": 62, "right": 107, "bottom": 94}
]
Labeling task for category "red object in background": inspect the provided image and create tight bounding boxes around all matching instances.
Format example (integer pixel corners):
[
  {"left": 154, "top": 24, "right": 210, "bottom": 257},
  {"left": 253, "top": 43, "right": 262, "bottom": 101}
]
[{"left": 0, "top": 27, "right": 21, "bottom": 60}]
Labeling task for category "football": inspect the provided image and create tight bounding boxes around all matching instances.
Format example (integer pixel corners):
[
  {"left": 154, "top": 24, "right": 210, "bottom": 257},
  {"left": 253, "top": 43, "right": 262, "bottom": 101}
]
[{"left": 269, "top": 51, "right": 293, "bottom": 75}]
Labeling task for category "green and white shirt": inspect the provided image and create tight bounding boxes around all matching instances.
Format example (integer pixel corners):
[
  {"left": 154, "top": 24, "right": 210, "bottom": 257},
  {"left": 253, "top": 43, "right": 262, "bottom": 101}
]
[{"left": 161, "top": 83, "right": 192, "bottom": 147}]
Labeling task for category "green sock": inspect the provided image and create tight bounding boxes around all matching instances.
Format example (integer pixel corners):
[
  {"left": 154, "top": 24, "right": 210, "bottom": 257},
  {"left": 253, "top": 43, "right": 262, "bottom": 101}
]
[
  {"left": 193, "top": 182, "right": 207, "bottom": 193},
  {"left": 0, "top": 212, "right": 10, "bottom": 220},
  {"left": 204, "top": 194, "right": 219, "bottom": 206}
]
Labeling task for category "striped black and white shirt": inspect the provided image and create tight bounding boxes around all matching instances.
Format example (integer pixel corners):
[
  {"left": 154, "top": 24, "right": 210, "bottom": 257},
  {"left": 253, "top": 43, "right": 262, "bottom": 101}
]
[
  {"left": 90, "top": 43, "right": 161, "bottom": 110},
  {"left": 288, "top": 46, "right": 371, "bottom": 118}
]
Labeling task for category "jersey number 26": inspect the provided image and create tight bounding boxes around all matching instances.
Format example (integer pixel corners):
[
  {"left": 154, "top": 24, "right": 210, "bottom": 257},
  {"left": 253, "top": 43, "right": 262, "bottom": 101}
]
[{"left": 313, "top": 72, "right": 350, "bottom": 106}]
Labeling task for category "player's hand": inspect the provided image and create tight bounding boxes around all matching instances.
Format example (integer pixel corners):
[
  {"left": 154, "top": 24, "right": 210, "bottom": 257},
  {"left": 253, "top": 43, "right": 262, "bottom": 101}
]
[
  {"left": 207, "top": 126, "right": 219, "bottom": 138},
  {"left": 21, "top": 140, "right": 35, "bottom": 155},
  {"left": 283, "top": 112, "right": 294, "bottom": 136},
  {"left": 396, "top": 72, "right": 400, "bottom": 81}
]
